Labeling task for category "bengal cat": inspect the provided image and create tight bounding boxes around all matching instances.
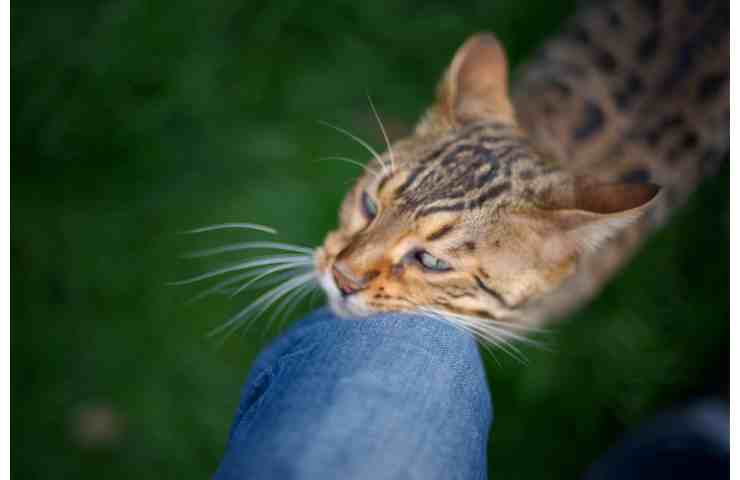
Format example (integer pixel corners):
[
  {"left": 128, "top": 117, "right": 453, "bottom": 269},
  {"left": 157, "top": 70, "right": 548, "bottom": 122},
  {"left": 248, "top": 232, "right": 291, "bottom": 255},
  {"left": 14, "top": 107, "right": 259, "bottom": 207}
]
[
  {"left": 313, "top": 0, "right": 729, "bottom": 338},
  {"left": 188, "top": 0, "right": 728, "bottom": 347}
]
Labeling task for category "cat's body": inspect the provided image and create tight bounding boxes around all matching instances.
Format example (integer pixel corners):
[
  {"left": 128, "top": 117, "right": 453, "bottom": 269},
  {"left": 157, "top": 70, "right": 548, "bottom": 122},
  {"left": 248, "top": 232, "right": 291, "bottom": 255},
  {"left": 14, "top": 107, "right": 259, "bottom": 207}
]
[
  {"left": 313, "top": 0, "right": 729, "bottom": 340},
  {"left": 512, "top": 0, "right": 730, "bottom": 323}
]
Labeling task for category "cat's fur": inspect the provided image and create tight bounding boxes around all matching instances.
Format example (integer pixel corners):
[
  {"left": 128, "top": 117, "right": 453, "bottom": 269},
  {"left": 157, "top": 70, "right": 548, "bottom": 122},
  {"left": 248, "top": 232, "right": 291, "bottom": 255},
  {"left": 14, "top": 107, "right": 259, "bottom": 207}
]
[{"left": 314, "top": 0, "right": 728, "bottom": 332}]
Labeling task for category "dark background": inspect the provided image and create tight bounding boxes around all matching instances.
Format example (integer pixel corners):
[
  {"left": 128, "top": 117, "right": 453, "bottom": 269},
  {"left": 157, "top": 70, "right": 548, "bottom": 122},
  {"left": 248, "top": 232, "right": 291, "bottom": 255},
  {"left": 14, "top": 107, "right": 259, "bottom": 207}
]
[{"left": 12, "top": 1, "right": 728, "bottom": 478}]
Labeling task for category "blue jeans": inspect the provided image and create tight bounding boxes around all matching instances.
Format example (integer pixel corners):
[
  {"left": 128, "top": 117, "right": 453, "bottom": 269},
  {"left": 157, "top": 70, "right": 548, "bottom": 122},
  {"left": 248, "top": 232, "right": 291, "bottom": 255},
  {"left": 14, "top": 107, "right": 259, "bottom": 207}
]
[
  {"left": 214, "top": 308, "right": 492, "bottom": 480},
  {"left": 214, "top": 309, "right": 728, "bottom": 479}
]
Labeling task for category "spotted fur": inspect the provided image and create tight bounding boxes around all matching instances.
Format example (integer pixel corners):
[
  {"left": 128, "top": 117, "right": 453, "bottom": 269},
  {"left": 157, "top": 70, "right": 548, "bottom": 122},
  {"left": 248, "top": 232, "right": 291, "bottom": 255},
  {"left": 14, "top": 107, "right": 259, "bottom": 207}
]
[{"left": 315, "top": 0, "right": 728, "bottom": 332}]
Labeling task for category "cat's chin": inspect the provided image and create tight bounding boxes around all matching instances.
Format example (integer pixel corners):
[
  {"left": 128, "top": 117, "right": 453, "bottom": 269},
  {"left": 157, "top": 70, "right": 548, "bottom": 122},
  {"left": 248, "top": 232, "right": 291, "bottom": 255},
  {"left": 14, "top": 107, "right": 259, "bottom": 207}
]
[
  {"left": 327, "top": 300, "right": 366, "bottom": 319},
  {"left": 327, "top": 293, "right": 377, "bottom": 319}
]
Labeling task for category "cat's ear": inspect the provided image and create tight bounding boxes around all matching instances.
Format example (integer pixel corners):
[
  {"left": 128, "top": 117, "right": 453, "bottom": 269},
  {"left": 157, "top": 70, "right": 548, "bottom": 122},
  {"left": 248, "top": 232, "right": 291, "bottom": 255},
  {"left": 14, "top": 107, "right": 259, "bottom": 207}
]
[
  {"left": 433, "top": 33, "right": 516, "bottom": 128},
  {"left": 533, "top": 178, "right": 661, "bottom": 262}
]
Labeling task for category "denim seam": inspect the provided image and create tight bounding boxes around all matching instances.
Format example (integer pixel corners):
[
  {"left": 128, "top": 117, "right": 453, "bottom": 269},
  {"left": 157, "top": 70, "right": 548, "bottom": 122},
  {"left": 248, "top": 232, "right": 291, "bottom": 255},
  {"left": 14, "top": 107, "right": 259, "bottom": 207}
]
[
  {"left": 231, "top": 344, "right": 319, "bottom": 436},
  {"left": 229, "top": 367, "right": 275, "bottom": 439}
]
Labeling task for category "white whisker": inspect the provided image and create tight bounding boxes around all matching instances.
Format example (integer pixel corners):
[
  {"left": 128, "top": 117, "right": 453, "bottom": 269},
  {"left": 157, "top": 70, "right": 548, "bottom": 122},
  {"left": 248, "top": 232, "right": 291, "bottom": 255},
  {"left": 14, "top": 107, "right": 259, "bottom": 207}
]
[
  {"left": 265, "top": 281, "right": 316, "bottom": 335},
  {"left": 417, "top": 307, "right": 548, "bottom": 364},
  {"left": 319, "top": 120, "right": 389, "bottom": 175},
  {"left": 168, "top": 255, "right": 313, "bottom": 286},
  {"left": 308, "top": 287, "right": 324, "bottom": 309},
  {"left": 282, "top": 283, "right": 317, "bottom": 325},
  {"left": 320, "top": 156, "right": 380, "bottom": 178},
  {"left": 187, "top": 270, "right": 259, "bottom": 303},
  {"left": 181, "top": 223, "right": 277, "bottom": 235},
  {"left": 228, "top": 270, "right": 304, "bottom": 294},
  {"left": 188, "top": 263, "right": 311, "bottom": 303},
  {"left": 487, "top": 317, "right": 551, "bottom": 334},
  {"left": 413, "top": 309, "right": 508, "bottom": 362},
  {"left": 209, "top": 272, "right": 316, "bottom": 338},
  {"left": 184, "top": 241, "right": 315, "bottom": 258},
  {"left": 230, "top": 263, "right": 313, "bottom": 297},
  {"left": 217, "top": 272, "right": 303, "bottom": 298},
  {"left": 366, "top": 93, "right": 396, "bottom": 173},
  {"left": 460, "top": 314, "right": 545, "bottom": 349}
]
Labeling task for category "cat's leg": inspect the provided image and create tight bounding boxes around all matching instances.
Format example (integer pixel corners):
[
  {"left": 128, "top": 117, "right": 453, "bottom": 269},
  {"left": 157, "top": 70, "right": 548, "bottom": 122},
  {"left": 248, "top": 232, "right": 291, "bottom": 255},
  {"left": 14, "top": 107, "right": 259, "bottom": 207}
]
[{"left": 214, "top": 308, "right": 493, "bottom": 480}]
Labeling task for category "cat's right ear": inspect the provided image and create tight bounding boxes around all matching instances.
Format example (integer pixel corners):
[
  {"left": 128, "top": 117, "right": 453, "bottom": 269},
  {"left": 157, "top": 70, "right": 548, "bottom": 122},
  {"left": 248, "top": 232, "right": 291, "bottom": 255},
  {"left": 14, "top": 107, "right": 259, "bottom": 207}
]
[
  {"left": 418, "top": 33, "right": 515, "bottom": 133},
  {"left": 533, "top": 178, "right": 662, "bottom": 263}
]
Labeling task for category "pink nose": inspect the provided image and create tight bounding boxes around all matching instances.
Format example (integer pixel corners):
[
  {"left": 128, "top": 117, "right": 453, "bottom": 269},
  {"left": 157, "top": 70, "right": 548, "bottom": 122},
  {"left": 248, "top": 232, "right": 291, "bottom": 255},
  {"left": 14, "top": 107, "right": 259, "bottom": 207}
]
[{"left": 332, "top": 263, "right": 364, "bottom": 296}]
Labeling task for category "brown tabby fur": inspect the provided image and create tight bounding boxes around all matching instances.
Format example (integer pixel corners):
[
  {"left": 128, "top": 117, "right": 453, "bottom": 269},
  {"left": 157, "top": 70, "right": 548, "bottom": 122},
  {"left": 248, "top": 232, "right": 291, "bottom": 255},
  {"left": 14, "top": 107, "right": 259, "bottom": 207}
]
[{"left": 314, "top": 0, "right": 728, "bottom": 332}]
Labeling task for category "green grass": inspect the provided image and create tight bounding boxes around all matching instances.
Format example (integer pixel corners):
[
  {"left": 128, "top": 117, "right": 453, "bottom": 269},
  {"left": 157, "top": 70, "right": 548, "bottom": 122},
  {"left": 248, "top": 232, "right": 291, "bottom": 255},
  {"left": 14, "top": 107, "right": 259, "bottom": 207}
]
[{"left": 12, "top": 1, "right": 727, "bottom": 478}]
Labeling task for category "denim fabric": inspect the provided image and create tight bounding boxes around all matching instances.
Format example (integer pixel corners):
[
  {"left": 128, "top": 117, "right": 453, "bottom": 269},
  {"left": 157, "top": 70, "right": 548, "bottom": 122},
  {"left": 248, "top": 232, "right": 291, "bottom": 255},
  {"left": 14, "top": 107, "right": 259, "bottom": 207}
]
[{"left": 214, "top": 308, "right": 492, "bottom": 480}]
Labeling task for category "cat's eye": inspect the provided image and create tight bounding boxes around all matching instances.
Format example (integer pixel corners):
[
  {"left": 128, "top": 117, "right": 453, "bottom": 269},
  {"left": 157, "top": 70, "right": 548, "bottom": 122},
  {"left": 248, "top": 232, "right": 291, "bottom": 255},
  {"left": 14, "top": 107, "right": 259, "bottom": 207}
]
[
  {"left": 416, "top": 250, "right": 452, "bottom": 272},
  {"left": 361, "top": 191, "right": 378, "bottom": 220}
]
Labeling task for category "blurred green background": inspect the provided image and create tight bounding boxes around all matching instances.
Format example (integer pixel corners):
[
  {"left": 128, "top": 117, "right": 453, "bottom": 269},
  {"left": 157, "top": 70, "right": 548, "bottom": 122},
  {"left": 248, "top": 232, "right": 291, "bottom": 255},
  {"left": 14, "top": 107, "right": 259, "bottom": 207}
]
[{"left": 12, "top": 0, "right": 728, "bottom": 478}]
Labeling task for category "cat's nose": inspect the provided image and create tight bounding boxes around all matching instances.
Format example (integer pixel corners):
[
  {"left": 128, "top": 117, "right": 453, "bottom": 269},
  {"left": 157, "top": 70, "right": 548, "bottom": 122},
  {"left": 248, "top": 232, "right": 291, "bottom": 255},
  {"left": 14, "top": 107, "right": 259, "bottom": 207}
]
[
  {"left": 332, "top": 263, "right": 364, "bottom": 296},
  {"left": 332, "top": 263, "right": 378, "bottom": 296}
]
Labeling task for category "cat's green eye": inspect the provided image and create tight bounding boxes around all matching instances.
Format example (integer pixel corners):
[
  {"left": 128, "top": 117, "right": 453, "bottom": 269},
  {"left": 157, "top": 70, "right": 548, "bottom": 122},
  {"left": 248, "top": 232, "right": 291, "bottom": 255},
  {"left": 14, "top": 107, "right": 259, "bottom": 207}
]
[
  {"left": 416, "top": 251, "right": 452, "bottom": 272},
  {"left": 361, "top": 191, "right": 378, "bottom": 219}
]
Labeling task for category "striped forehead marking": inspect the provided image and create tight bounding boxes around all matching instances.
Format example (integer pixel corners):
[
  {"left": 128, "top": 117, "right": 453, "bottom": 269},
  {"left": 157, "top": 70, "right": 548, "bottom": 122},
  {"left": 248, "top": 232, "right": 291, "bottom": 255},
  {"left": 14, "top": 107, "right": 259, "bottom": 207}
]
[{"left": 389, "top": 123, "right": 535, "bottom": 218}]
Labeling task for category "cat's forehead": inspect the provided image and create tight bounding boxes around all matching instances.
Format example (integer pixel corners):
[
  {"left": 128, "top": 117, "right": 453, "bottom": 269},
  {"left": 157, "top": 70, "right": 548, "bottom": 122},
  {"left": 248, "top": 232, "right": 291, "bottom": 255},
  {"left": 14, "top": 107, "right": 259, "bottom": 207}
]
[{"left": 370, "top": 122, "right": 553, "bottom": 219}]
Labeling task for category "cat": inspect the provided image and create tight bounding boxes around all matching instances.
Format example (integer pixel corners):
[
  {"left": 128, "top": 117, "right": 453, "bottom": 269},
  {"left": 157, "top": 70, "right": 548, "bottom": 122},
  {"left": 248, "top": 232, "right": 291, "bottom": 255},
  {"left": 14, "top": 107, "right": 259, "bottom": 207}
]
[
  {"left": 185, "top": 0, "right": 728, "bottom": 346},
  {"left": 313, "top": 0, "right": 728, "bottom": 338}
]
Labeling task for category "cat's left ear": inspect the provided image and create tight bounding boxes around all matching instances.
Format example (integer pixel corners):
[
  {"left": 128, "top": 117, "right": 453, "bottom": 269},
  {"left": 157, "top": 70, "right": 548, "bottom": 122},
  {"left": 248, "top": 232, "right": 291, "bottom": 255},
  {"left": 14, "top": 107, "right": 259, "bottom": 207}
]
[
  {"left": 434, "top": 33, "right": 516, "bottom": 127},
  {"left": 534, "top": 177, "right": 662, "bottom": 262}
]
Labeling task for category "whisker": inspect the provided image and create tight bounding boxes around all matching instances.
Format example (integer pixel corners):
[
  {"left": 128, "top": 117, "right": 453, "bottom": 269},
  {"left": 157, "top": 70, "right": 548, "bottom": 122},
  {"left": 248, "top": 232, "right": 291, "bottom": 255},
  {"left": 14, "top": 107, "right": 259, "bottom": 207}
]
[
  {"left": 308, "top": 287, "right": 324, "bottom": 310},
  {"left": 282, "top": 283, "right": 317, "bottom": 325},
  {"left": 319, "top": 156, "right": 380, "bottom": 178},
  {"left": 264, "top": 281, "right": 316, "bottom": 336},
  {"left": 487, "top": 317, "right": 551, "bottom": 334},
  {"left": 184, "top": 241, "right": 315, "bottom": 258},
  {"left": 318, "top": 120, "right": 388, "bottom": 175},
  {"left": 230, "top": 263, "right": 313, "bottom": 297},
  {"left": 188, "top": 263, "right": 310, "bottom": 303},
  {"left": 187, "top": 270, "right": 259, "bottom": 303},
  {"left": 181, "top": 223, "right": 277, "bottom": 235},
  {"left": 366, "top": 93, "right": 396, "bottom": 172},
  {"left": 484, "top": 323, "right": 546, "bottom": 350},
  {"left": 475, "top": 328, "right": 529, "bottom": 364},
  {"left": 209, "top": 272, "right": 316, "bottom": 338},
  {"left": 450, "top": 310, "right": 545, "bottom": 347},
  {"left": 225, "top": 270, "right": 301, "bottom": 294},
  {"left": 214, "top": 271, "right": 304, "bottom": 298},
  {"left": 244, "top": 273, "right": 317, "bottom": 334},
  {"left": 414, "top": 308, "right": 508, "bottom": 363},
  {"left": 480, "top": 342, "right": 502, "bottom": 367},
  {"left": 256, "top": 268, "right": 311, "bottom": 287},
  {"left": 168, "top": 255, "right": 313, "bottom": 286},
  {"left": 461, "top": 323, "right": 527, "bottom": 364},
  {"left": 459, "top": 313, "right": 537, "bottom": 342},
  {"left": 418, "top": 308, "right": 546, "bottom": 364},
  {"left": 257, "top": 272, "right": 315, "bottom": 317}
]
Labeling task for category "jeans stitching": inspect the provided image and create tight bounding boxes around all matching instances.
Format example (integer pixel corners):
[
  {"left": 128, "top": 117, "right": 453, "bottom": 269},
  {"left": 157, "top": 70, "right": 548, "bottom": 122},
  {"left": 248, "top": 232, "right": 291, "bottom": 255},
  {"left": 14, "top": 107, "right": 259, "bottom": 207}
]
[{"left": 231, "top": 344, "right": 319, "bottom": 435}]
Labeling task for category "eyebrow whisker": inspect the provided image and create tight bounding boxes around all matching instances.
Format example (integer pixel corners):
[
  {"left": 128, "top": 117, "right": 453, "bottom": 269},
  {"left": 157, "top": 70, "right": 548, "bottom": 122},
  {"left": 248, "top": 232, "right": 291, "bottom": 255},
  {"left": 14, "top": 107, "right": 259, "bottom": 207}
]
[
  {"left": 319, "top": 156, "right": 381, "bottom": 179},
  {"left": 319, "top": 120, "right": 389, "bottom": 175},
  {"left": 367, "top": 93, "right": 396, "bottom": 173}
]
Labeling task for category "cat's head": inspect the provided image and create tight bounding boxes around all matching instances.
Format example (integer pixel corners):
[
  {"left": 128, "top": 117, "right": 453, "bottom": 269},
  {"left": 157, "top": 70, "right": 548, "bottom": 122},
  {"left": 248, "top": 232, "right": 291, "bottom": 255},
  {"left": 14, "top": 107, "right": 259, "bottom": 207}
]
[{"left": 315, "top": 34, "right": 659, "bottom": 322}]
